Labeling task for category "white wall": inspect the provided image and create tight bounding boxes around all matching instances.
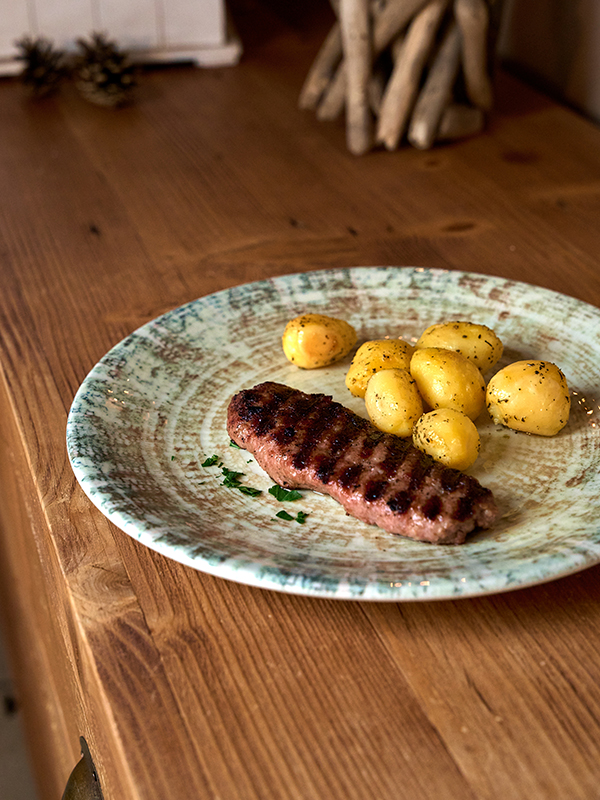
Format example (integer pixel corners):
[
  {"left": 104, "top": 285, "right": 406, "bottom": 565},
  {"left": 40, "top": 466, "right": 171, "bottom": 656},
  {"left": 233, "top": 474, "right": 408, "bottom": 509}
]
[
  {"left": 0, "top": 0, "right": 241, "bottom": 74},
  {"left": 498, "top": 0, "right": 600, "bottom": 123}
]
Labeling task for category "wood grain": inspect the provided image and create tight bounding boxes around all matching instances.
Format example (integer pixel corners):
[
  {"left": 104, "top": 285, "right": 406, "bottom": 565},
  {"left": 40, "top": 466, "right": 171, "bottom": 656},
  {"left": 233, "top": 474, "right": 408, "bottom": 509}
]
[
  {"left": 339, "top": 0, "right": 372, "bottom": 155},
  {"left": 1, "top": 1, "right": 600, "bottom": 798},
  {"left": 454, "top": 0, "right": 493, "bottom": 110},
  {"left": 407, "top": 20, "right": 462, "bottom": 149},
  {"left": 377, "top": 0, "right": 449, "bottom": 150}
]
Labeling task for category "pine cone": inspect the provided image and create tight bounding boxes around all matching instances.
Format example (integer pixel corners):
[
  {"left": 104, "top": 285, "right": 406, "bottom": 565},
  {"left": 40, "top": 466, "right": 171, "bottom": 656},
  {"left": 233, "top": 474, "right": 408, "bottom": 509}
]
[
  {"left": 16, "top": 36, "right": 65, "bottom": 97},
  {"left": 73, "top": 33, "right": 136, "bottom": 107}
]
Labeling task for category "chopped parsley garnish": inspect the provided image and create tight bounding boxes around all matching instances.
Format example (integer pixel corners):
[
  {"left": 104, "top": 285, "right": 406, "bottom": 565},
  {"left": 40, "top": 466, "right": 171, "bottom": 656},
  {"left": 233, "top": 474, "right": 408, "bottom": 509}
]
[
  {"left": 202, "top": 440, "right": 308, "bottom": 525},
  {"left": 220, "top": 467, "right": 244, "bottom": 487},
  {"left": 201, "top": 455, "right": 311, "bottom": 514},
  {"left": 268, "top": 485, "right": 303, "bottom": 502},
  {"left": 237, "top": 485, "right": 262, "bottom": 497},
  {"left": 201, "top": 454, "right": 262, "bottom": 496},
  {"left": 229, "top": 440, "right": 242, "bottom": 449},
  {"left": 276, "top": 509, "right": 309, "bottom": 524},
  {"left": 220, "top": 466, "right": 263, "bottom": 496}
]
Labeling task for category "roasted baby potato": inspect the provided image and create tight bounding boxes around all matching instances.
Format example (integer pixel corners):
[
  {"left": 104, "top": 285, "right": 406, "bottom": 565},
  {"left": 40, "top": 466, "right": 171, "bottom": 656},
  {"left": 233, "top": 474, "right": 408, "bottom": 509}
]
[
  {"left": 416, "top": 320, "right": 503, "bottom": 372},
  {"left": 364, "top": 368, "right": 423, "bottom": 437},
  {"left": 282, "top": 313, "right": 357, "bottom": 369},
  {"left": 345, "top": 339, "right": 414, "bottom": 398},
  {"left": 486, "top": 360, "right": 571, "bottom": 435},
  {"left": 413, "top": 409, "right": 481, "bottom": 470},
  {"left": 410, "top": 347, "right": 486, "bottom": 420}
]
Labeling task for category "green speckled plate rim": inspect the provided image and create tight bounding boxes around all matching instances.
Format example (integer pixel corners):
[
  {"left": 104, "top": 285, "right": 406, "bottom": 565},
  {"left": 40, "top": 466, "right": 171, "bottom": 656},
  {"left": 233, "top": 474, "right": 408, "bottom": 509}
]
[{"left": 66, "top": 266, "right": 600, "bottom": 601}]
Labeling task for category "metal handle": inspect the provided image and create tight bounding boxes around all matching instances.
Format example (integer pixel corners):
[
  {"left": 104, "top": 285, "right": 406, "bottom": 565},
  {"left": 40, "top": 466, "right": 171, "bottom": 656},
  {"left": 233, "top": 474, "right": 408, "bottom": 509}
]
[{"left": 62, "top": 737, "right": 104, "bottom": 800}]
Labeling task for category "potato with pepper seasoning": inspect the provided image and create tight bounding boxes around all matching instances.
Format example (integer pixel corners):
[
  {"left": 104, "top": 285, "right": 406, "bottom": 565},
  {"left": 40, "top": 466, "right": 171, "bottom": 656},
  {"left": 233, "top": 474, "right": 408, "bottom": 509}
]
[
  {"left": 345, "top": 339, "right": 414, "bottom": 398},
  {"left": 364, "top": 368, "right": 423, "bottom": 437},
  {"left": 415, "top": 320, "right": 504, "bottom": 372},
  {"left": 413, "top": 408, "right": 481, "bottom": 470},
  {"left": 410, "top": 347, "right": 486, "bottom": 420},
  {"left": 486, "top": 360, "right": 571, "bottom": 435},
  {"left": 282, "top": 313, "right": 357, "bottom": 369}
]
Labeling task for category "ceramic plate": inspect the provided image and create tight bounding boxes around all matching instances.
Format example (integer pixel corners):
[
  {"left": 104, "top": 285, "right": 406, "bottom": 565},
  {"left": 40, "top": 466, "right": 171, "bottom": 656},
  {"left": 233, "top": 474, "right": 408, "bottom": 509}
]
[{"left": 66, "top": 267, "right": 600, "bottom": 600}]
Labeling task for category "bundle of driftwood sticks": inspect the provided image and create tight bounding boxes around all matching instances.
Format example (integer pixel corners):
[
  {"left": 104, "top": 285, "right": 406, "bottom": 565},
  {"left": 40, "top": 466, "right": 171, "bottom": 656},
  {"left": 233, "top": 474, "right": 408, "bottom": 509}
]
[{"left": 299, "top": 0, "right": 500, "bottom": 154}]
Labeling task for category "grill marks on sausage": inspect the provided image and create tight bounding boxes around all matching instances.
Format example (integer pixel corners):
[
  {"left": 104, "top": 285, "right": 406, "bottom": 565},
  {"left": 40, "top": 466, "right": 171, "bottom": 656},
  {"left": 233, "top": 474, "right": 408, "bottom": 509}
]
[
  {"left": 227, "top": 382, "right": 498, "bottom": 544},
  {"left": 271, "top": 391, "right": 370, "bottom": 483},
  {"left": 386, "top": 491, "right": 412, "bottom": 515},
  {"left": 291, "top": 402, "right": 347, "bottom": 471},
  {"left": 364, "top": 480, "right": 387, "bottom": 502},
  {"left": 338, "top": 463, "right": 363, "bottom": 490},
  {"left": 360, "top": 430, "right": 386, "bottom": 460},
  {"left": 422, "top": 495, "right": 442, "bottom": 520}
]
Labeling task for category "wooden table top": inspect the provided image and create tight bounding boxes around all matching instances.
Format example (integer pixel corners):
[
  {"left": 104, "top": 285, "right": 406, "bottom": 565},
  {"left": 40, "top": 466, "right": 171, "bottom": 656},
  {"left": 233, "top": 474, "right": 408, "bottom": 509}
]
[{"left": 1, "top": 2, "right": 600, "bottom": 798}]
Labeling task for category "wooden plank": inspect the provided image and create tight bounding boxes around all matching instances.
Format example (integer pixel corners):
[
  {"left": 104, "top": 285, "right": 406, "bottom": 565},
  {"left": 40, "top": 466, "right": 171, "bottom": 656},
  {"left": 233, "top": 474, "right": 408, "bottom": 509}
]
[
  {"left": 0, "top": 373, "right": 77, "bottom": 800},
  {"left": 364, "top": 576, "right": 600, "bottom": 798},
  {"left": 0, "top": 80, "right": 219, "bottom": 800},
  {"left": 51, "top": 64, "right": 600, "bottom": 311},
  {"left": 115, "top": 536, "right": 477, "bottom": 799}
]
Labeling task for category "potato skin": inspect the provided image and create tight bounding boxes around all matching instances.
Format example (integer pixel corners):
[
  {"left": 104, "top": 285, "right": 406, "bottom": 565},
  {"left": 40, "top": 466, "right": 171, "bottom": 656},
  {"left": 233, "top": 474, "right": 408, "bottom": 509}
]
[
  {"left": 413, "top": 409, "right": 481, "bottom": 470},
  {"left": 282, "top": 314, "right": 357, "bottom": 369},
  {"left": 486, "top": 360, "right": 571, "bottom": 435},
  {"left": 410, "top": 347, "right": 486, "bottom": 420},
  {"left": 416, "top": 320, "right": 503, "bottom": 372},
  {"left": 364, "top": 368, "right": 423, "bottom": 437},
  {"left": 345, "top": 339, "right": 414, "bottom": 398}
]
